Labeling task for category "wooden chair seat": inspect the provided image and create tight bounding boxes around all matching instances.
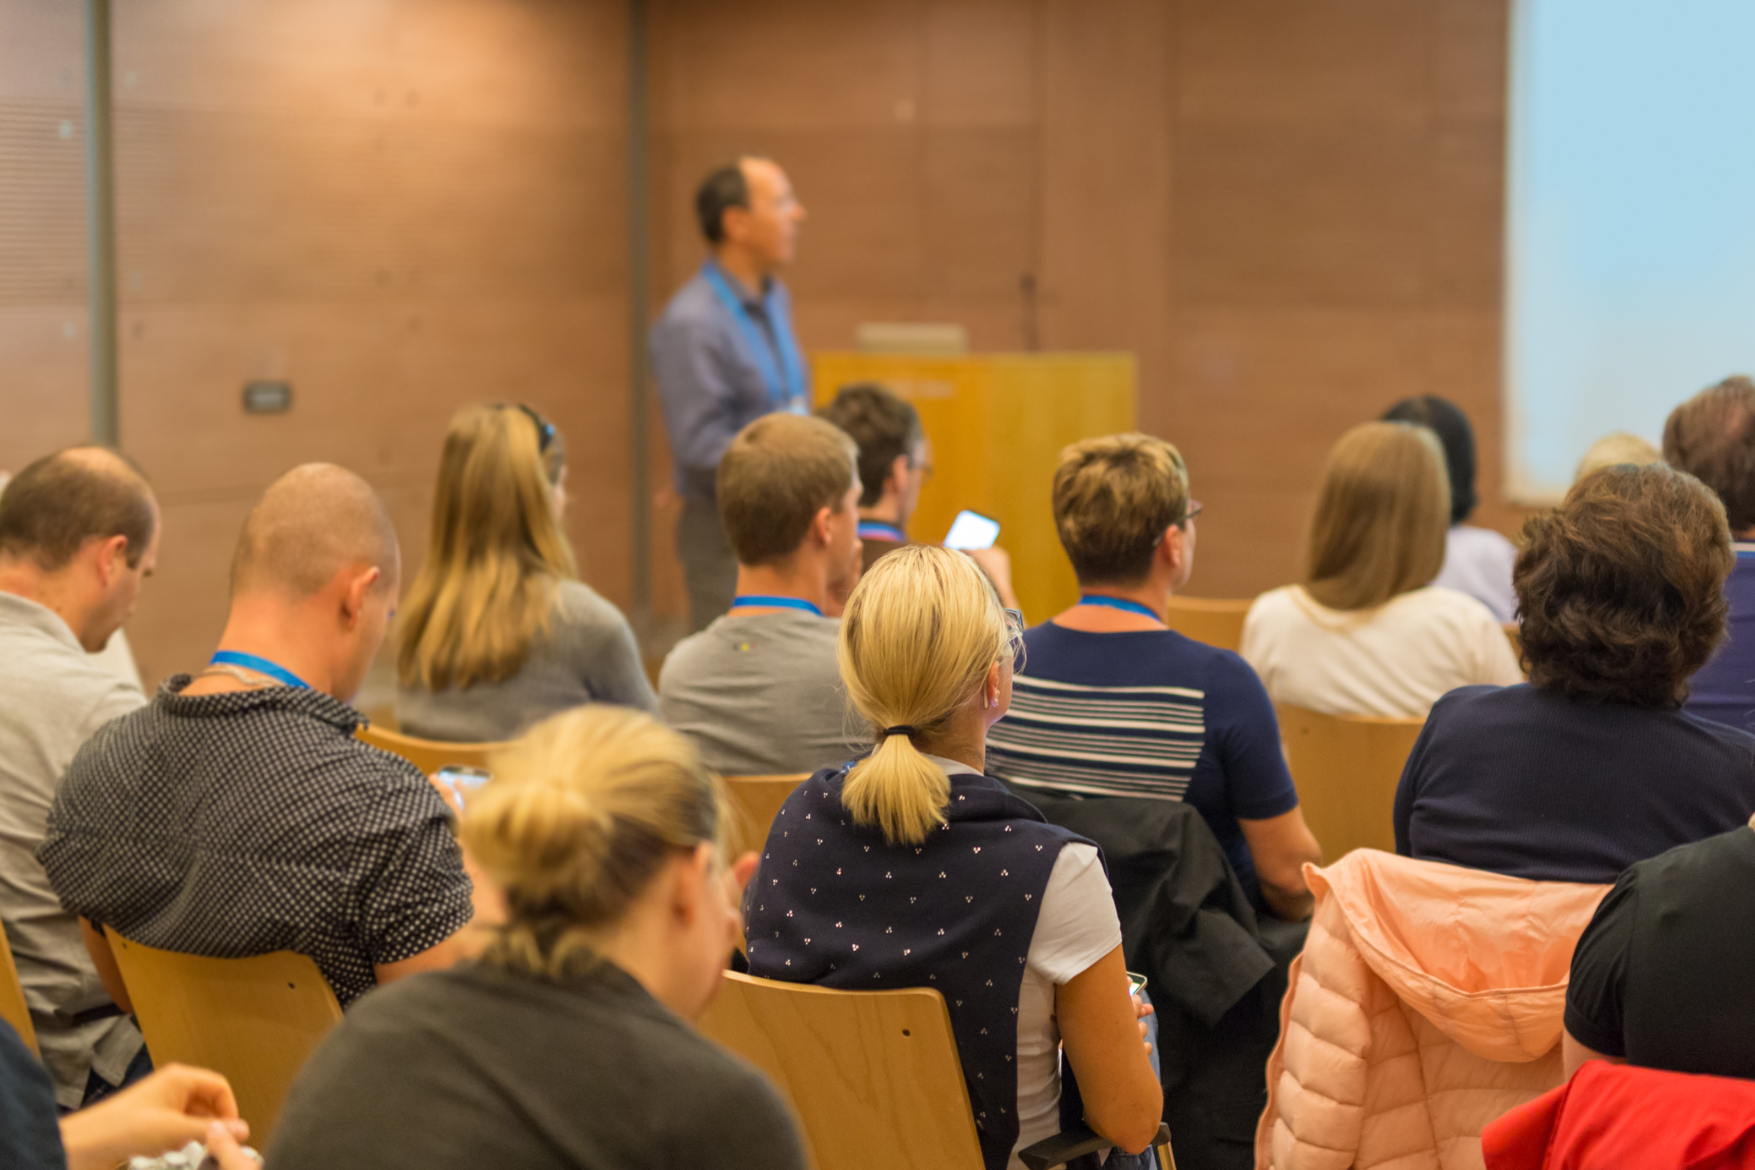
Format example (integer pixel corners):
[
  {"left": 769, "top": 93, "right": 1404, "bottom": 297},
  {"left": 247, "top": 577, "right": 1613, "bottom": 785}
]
[
  {"left": 1276, "top": 703, "right": 1425, "bottom": 861},
  {"left": 354, "top": 723, "right": 508, "bottom": 775},
  {"left": 105, "top": 930, "right": 341, "bottom": 1147},
  {"left": 699, "top": 970, "right": 1173, "bottom": 1169},
  {"left": 0, "top": 919, "right": 37, "bottom": 1053},
  {"left": 1163, "top": 596, "right": 1253, "bottom": 653}
]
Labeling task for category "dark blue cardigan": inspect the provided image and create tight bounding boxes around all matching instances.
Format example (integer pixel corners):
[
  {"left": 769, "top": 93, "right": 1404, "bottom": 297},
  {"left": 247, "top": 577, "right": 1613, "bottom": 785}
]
[{"left": 745, "top": 764, "right": 1088, "bottom": 1170}]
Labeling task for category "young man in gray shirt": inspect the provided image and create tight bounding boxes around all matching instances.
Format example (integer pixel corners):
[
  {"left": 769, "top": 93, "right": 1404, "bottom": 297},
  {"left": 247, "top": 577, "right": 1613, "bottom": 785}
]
[
  {"left": 0, "top": 449, "right": 158, "bottom": 1107},
  {"left": 659, "top": 413, "right": 868, "bottom": 776}
]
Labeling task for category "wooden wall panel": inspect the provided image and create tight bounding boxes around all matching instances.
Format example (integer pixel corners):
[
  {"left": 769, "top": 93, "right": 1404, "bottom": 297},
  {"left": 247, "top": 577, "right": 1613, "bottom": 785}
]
[{"left": 645, "top": 0, "right": 1515, "bottom": 605}]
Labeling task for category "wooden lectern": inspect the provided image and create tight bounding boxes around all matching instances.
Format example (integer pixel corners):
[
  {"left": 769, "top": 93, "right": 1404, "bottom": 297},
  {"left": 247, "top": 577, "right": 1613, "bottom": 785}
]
[{"left": 811, "top": 352, "right": 1136, "bottom": 621}]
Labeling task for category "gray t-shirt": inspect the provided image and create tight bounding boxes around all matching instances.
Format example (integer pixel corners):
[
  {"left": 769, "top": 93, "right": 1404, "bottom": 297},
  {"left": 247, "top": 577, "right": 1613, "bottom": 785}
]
[
  {"left": 397, "top": 581, "right": 657, "bottom": 742},
  {"left": 659, "top": 610, "right": 866, "bottom": 776},
  {"left": 0, "top": 592, "right": 145, "bottom": 1107}
]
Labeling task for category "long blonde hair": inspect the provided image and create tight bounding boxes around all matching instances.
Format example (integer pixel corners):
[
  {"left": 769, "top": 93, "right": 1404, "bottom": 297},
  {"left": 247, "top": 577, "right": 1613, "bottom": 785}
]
[
  {"left": 837, "top": 545, "right": 1016, "bottom": 845},
  {"left": 462, "top": 706, "right": 729, "bottom": 979},
  {"left": 1305, "top": 421, "right": 1451, "bottom": 611},
  {"left": 398, "top": 405, "right": 576, "bottom": 690}
]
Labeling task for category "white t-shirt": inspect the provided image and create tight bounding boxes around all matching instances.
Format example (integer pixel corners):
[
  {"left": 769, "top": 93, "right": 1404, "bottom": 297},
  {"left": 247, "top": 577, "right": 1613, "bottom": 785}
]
[
  {"left": 1240, "top": 585, "right": 1524, "bottom": 719},
  {"left": 926, "top": 756, "right": 1124, "bottom": 1168},
  {"left": 1434, "top": 525, "right": 1519, "bottom": 624}
]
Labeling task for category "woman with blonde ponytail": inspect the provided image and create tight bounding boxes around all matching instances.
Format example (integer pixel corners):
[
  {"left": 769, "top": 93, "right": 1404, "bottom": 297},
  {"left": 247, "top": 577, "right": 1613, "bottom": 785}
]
[
  {"left": 746, "top": 546, "right": 1161, "bottom": 1170},
  {"left": 266, "top": 706, "right": 807, "bottom": 1170}
]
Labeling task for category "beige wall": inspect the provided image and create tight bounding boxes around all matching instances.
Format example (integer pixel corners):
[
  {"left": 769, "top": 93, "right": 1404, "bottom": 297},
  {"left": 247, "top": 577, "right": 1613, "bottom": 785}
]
[
  {"left": 0, "top": 0, "right": 631, "bottom": 684},
  {"left": 1, "top": 0, "right": 1517, "bottom": 678}
]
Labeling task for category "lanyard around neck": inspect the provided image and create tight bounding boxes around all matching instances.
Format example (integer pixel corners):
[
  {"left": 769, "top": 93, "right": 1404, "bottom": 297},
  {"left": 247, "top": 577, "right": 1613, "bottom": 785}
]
[
  {"left": 701, "top": 262, "right": 808, "bottom": 414},
  {"left": 731, "top": 595, "right": 824, "bottom": 617},
  {"left": 209, "top": 650, "right": 311, "bottom": 689},
  {"left": 857, "top": 520, "right": 907, "bottom": 542},
  {"left": 1077, "top": 595, "right": 1164, "bottom": 622}
]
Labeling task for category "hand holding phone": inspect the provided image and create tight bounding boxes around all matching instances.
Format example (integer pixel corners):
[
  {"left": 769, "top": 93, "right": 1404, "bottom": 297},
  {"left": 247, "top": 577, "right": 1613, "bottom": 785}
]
[
  {"left": 943, "top": 510, "right": 1000, "bottom": 550},
  {"left": 435, "top": 766, "right": 492, "bottom": 812}
]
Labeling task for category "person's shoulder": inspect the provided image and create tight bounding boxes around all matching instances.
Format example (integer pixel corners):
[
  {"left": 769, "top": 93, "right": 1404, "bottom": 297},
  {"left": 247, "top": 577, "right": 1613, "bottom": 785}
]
[
  {"left": 652, "top": 272, "right": 723, "bottom": 334},
  {"left": 1449, "top": 524, "right": 1518, "bottom": 560},
  {"left": 552, "top": 580, "right": 632, "bottom": 633},
  {"left": 1404, "top": 585, "right": 1505, "bottom": 629},
  {"left": 1668, "top": 705, "right": 1755, "bottom": 756},
  {"left": 1425, "top": 682, "right": 1522, "bottom": 723}
]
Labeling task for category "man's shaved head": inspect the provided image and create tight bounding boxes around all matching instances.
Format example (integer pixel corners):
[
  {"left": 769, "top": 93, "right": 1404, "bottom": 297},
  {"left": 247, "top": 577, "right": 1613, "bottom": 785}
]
[{"left": 231, "top": 464, "right": 399, "bottom": 599}]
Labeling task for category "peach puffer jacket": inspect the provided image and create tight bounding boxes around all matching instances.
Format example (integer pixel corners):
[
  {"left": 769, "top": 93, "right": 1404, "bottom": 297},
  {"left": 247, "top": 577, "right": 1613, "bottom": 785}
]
[{"left": 1254, "top": 850, "right": 1609, "bottom": 1170}]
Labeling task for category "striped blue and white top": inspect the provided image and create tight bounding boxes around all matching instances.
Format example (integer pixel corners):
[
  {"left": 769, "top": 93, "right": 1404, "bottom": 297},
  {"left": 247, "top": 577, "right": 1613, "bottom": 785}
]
[{"left": 987, "top": 622, "right": 1299, "bottom": 894}]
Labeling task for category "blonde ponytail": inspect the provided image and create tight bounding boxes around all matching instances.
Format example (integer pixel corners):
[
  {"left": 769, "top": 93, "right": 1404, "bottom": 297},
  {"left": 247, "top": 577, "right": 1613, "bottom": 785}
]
[
  {"left": 460, "top": 706, "right": 728, "bottom": 978},
  {"left": 837, "top": 545, "right": 1014, "bottom": 845}
]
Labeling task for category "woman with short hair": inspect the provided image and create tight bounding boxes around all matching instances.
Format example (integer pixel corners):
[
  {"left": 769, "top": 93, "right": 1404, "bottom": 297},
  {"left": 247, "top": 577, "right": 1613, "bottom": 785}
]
[
  {"left": 1241, "top": 421, "right": 1523, "bottom": 718},
  {"left": 397, "top": 404, "right": 655, "bottom": 740},
  {"left": 1395, "top": 462, "right": 1755, "bottom": 883},
  {"left": 266, "top": 706, "right": 806, "bottom": 1170},
  {"left": 745, "top": 546, "right": 1162, "bottom": 1170}
]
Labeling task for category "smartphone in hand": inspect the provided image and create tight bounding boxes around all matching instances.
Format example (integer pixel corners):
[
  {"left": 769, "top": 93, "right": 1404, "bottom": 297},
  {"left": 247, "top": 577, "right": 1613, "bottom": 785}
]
[{"left": 943, "top": 510, "right": 1001, "bottom": 550}]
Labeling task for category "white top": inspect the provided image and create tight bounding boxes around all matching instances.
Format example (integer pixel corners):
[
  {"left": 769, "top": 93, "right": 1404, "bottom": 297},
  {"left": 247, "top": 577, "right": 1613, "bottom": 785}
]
[
  {"left": 1240, "top": 585, "right": 1524, "bottom": 719},
  {"left": 926, "top": 755, "right": 1123, "bottom": 1168},
  {"left": 1434, "top": 525, "right": 1519, "bottom": 624}
]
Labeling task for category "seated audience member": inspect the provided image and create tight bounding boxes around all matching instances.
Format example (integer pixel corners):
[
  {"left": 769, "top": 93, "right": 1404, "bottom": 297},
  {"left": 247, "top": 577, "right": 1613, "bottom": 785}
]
[
  {"left": 1395, "top": 463, "right": 1755, "bottom": 883},
  {"left": 396, "top": 404, "right": 655, "bottom": 741},
  {"left": 1563, "top": 818, "right": 1755, "bottom": 1082},
  {"left": 41, "top": 464, "right": 474, "bottom": 1008},
  {"left": 986, "top": 433, "right": 1322, "bottom": 920},
  {"left": 659, "top": 413, "right": 867, "bottom": 775},
  {"left": 1242, "top": 421, "right": 1522, "bottom": 718},
  {"left": 1663, "top": 377, "right": 1755, "bottom": 730},
  {"left": 1382, "top": 396, "right": 1519, "bottom": 622},
  {"left": 1, "top": 1021, "right": 256, "bottom": 1170},
  {"left": 817, "top": 382, "right": 1019, "bottom": 605},
  {"left": 0, "top": 449, "right": 156, "bottom": 1107},
  {"left": 818, "top": 382, "right": 929, "bottom": 568},
  {"left": 267, "top": 706, "right": 806, "bottom": 1170},
  {"left": 746, "top": 546, "right": 1162, "bottom": 1170},
  {"left": 1575, "top": 430, "right": 1662, "bottom": 483}
]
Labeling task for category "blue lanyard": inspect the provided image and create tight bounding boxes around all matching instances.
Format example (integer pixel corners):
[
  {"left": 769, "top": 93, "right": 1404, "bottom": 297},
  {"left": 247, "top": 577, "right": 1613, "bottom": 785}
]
[
  {"left": 858, "top": 520, "right": 907, "bottom": 542},
  {"left": 701, "top": 262, "right": 809, "bottom": 415},
  {"left": 732, "top": 595, "right": 824, "bottom": 617},
  {"left": 1078, "top": 595, "right": 1163, "bottom": 622},
  {"left": 209, "top": 650, "right": 311, "bottom": 689}
]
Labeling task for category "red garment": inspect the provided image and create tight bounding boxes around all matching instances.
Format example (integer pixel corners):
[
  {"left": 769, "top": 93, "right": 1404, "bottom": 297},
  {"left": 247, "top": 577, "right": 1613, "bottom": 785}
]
[{"left": 1483, "top": 1060, "right": 1755, "bottom": 1169}]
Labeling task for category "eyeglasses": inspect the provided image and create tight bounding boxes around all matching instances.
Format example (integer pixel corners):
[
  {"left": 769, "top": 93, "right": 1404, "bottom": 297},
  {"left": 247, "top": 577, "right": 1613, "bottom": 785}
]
[
  {"left": 499, "top": 403, "right": 555, "bottom": 454},
  {"left": 1183, "top": 499, "right": 1203, "bottom": 524}
]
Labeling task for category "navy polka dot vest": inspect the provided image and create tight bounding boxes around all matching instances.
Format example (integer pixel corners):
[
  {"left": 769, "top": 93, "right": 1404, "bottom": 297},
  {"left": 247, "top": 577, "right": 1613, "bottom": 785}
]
[{"left": 745, "top": 764, "right": 1088, "bottom": 1170}]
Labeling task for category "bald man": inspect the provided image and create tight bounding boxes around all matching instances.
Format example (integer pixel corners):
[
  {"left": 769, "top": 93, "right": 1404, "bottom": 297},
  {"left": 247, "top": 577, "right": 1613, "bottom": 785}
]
[
  {"left": 0, "top": 448, "right": 156, "bottom": 1107},
  {"left": 652, "top": 156, "right": 811, "bottom": 631},
  {"left": 41, "top": 464, "right": 474, "bottom": 1013}
]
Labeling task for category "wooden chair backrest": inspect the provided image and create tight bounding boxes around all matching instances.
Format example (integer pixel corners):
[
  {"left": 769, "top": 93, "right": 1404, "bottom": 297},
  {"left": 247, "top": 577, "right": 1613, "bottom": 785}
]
[
  {"left": 1162, "top": 596, "right": 1253, "bottom": 652},
  {"left": 1276, "top": 703, "right": 1425, "bottom": 862},
  {"left": 0, "top": 919, "right": 37, "bottom": 1053},
  {"left": 105, "top": 930, "right": 341, "bottom": 1147},
  {"left": 698, "top": 971, "right": 986, "bottom": 1170},
  {"left": 355, "top": 723, "right": 507, "bottom": 775},
  {"left": 722, "top": 774, "right": 810, "bottom": 857}
]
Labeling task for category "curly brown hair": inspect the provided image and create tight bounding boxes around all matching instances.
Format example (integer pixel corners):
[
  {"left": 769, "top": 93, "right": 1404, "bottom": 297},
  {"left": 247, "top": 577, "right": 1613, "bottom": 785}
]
[{"left": 1515, "top": 463, "right": 1733, "bottom": 708}]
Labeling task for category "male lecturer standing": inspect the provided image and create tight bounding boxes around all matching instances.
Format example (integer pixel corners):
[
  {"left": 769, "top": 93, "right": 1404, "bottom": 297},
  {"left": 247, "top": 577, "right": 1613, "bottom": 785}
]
[{"left": 651, "top": 156, "right": 810, "bottom": 632}]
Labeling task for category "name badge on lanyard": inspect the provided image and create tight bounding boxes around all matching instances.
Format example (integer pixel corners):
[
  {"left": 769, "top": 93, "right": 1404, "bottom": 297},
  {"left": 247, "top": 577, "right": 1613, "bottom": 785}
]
[{"left": 702, "top": 263, "right": 809, "bottom": 415}]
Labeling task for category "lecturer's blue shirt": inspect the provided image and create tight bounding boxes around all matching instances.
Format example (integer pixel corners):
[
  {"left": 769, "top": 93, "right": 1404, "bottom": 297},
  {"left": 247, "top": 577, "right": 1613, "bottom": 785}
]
[
  {"left": 1687, "top": 545, "right": 1755, "bottom": 733},
  {"left": 649, "top": 261, "right": 810, "bottom": 502}
]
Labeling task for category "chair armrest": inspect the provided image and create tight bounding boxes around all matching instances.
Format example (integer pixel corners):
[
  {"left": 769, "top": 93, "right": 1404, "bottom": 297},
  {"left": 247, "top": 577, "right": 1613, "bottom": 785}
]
[{"left": 1018, "top": 1123, "right": 1171, "bottom": 1170}]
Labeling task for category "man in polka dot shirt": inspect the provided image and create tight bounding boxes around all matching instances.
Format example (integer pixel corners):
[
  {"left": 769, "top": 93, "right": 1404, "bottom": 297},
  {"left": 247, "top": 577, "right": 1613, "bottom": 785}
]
[{"left": 41, "top": 465, "right": 475, "bottom": 1008}]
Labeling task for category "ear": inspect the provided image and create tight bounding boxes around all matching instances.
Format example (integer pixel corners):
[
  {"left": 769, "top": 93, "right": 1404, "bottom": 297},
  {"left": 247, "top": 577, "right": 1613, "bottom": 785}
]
[
  {"left": 984, "top": 660, "right": 1003, "bottom": 708},
  {"left": 92, "top": 534, "right": 131, "bottom": 587},
  {"left": 809, "top": 504, "right": 835, "bottom": 548},
  {"left": 886, "top": 452, "right": 911, "bottom": 495},
  {"left": 669, "top": 843, "right": 714, "bottom": 926},
  {"left": 339, "top": 565, "right": 382, "bottom": 628},
  {"left": 1158, "top": 524, "right": 1186, "bottom": 575}
]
